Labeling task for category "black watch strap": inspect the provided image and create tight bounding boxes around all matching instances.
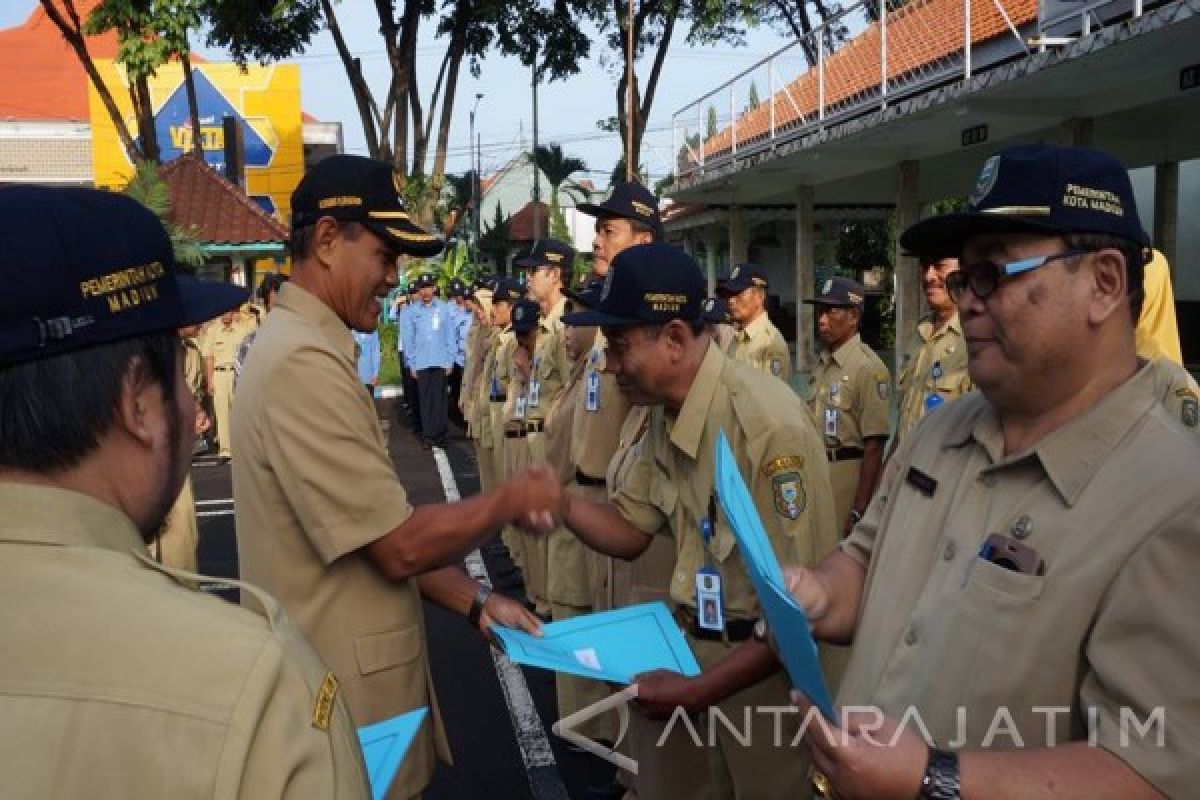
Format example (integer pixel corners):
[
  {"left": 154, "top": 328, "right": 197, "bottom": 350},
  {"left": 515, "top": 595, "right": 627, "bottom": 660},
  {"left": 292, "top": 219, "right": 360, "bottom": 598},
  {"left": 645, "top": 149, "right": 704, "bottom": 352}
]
[
  {"left": 919, "top": 748, "right": 960, "bottom": 800},
  {"left": 468, "top": 583, "right": 492, "bottom": 628}
]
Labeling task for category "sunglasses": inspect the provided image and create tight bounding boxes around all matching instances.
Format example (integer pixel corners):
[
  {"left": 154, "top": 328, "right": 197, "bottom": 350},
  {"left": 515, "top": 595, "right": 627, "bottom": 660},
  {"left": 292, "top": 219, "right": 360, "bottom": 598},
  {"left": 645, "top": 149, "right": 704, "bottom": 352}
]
[{"left": 946, "top": 249, "right": 1090, "bottom": 301}]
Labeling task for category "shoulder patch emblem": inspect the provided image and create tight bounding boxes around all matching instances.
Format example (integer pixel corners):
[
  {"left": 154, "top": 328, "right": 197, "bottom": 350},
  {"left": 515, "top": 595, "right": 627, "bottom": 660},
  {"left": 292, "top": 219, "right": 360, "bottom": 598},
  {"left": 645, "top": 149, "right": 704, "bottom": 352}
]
[
  {"left": 771, "top": 471, "right": 806, "bottom": 520},
  {"left": 770, "top": 358, "right": 783, "bottom": 377},
  {"left": 1183, "top": 397, "right": 1198, "bottom": 429},
  {"left": 312, "top": 671, "right": 339, "bottom": 731},
  {"left": 762, "top": 455, "right": 804, "bottom": 478}
]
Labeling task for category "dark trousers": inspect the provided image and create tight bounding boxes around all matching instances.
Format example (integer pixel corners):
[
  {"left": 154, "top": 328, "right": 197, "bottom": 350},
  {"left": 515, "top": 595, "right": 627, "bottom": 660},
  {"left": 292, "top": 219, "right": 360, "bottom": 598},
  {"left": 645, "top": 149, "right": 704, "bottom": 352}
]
[
  {"left": 448, "top": 364, "right": 465, "bottom": 427},
  {"left": 400, "top": 353, "right": 421, "bottom": 430},
  {"left": 417, "top": 367, "right": 448, "bottom": 446}
]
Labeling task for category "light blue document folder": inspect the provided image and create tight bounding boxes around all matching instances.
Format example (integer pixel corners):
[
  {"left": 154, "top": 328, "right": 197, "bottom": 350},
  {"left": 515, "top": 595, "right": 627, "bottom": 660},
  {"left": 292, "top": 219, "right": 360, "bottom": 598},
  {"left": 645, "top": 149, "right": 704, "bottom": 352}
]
[
  {"left": 714, "top": 430, "right": 838, "bottom": 721},
  {"left": 357, "top": 706, "right": 428, "bottom": 800},
  {"left": 492, "top": 601, "right": 701, "bottom": 684}
]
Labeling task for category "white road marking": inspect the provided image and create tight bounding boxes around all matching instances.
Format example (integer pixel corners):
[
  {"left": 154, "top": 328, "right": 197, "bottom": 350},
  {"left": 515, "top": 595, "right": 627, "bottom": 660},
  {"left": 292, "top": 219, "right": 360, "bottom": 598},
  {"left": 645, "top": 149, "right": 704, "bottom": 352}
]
[
  {"left": 430, "top": 446, "right": 568, "bottom": 800},
  {"left": 196, "top": 498, "right": 234, "bottom": 507}
]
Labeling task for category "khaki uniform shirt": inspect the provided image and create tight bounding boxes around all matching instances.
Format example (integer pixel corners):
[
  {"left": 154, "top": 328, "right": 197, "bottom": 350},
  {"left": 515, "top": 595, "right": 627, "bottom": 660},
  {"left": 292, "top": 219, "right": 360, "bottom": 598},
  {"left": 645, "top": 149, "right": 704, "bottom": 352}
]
[
  {"left": 1149, "top": 356, "right": 1200, "bottom": 434},
  {"left": 728, "top": 312, "right": 791, "bottom": 382},
  {"left": 460, "top": 318, "right": 487, "bottom": 429},
  {"left": 489, "top": 330, "right": 518, "bottom": 453},
  {"left": 0, "top": 484, "right": 369, "bottom": 800},
  {"left": 232, "top": 283, "right": 449, "bottom": 796},
  {"left": 838, "top": 364, "right": 1200, "bottom": 796},
  {"left": 808, "top": 333, "right": 891, "bottom": 450},
  {"left": 894, "top": 313, "right": 971, "bottom": 443},
  {"left": 469, "top": 326, "right": 502, "bottom": 445},
  {"left": 613, "top": 342, "right": 838, "bottom": 620},
  {"left": 204, "top": 322, "right": 242, "bottom": 369},
  {"left": 183, "top": 336, "right": 205, "bottom": 403},
  {"left": 572, "top": 330, "right": 633, "bottom": 481},
  {"left": 526, "top": 297, "right": 569, "bottom": 422}
]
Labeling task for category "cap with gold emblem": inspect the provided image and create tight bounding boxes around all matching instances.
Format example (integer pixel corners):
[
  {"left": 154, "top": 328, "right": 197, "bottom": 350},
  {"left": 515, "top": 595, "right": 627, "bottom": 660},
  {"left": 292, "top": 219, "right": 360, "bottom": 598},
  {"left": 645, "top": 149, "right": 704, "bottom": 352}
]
[
  {"left": 510, "top": 298, "right": 541, "bottom": 335},
  {"left": 716, "top": 262, "right": 770, "bottom": 295},
  {"left": 562, "top": 243, "right": 704, "bottom": 328},
  {"left": 514, "top": 238, "right": 575, "bottom": 271},
  {"left": 576, "top": 181, "right": 663, "bottom": 236},
  {"left": 804, "top": 276, "right": 865, "bottom": 308},
  {"left": 290, "top": 154, "right": 444, "bottom": 257},
  {"left": 0, "top": 186, "right": 247, "bottom": 367}
]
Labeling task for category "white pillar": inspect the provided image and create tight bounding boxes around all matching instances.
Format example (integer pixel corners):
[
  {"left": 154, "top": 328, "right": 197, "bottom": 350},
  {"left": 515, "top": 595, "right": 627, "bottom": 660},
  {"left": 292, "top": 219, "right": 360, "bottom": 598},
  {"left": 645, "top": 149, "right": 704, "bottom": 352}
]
[
  {"left": 894, "top": 160, "right": 921, "bottom": 372},
  {"left": 704, "top": 233, "right": 721, "bottom": 293},
  {"left": 795, "top": 186, "right": 816, "bottom": 373},
  {"left": 729, "top": 205, "right": 749, "bottom": 266}
]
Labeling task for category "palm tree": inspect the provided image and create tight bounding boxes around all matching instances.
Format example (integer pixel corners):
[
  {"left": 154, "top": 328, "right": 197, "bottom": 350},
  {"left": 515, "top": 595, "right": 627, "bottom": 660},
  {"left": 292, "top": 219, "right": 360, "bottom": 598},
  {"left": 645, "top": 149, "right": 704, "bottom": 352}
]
[
  {"left": 534, "top": 144, "right": 589, "bottom": 211},
  {"left": 122, "top": 160, "right": 206, "bottom": 269},
  {"left": 440, "top": 170, "right": 476, "bottom": 233}
]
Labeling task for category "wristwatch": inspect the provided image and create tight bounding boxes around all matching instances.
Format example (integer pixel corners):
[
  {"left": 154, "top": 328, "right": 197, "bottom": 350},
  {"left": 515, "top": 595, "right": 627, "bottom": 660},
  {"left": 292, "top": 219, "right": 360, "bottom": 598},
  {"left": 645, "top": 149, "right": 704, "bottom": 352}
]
[
  {"left": 847, "top": 509, "right": 863, "bottom": 526},
  {"left": 919, "top": 748, "right": 960, "bottom": 800},
  {"left": 468, "top": 583, "right": 492, "bottom": 628}
]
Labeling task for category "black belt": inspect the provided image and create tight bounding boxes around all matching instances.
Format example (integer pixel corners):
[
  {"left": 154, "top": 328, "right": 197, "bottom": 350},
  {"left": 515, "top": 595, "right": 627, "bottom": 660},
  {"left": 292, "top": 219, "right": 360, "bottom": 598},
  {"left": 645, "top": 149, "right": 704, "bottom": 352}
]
[
  {"left": 526, "top": 419, "right": 545, "bottom": 433},
  {"left": 505, "top": 428, "right": 527, "bottom": 439},
  {"left": 214, "top": 365, "right": 234, "bottom": 372},
  {"left": 676, "top": 606, "right": 755, "bottom": 642},
  {"left": 827, "top": 447, "right": 863, "bottom": 463},
  {"left": 574, "top": 469, "right": 605, "bottom": 487},
  {"left": 490, "top": 393, "right": 507, "bottom": 403}
]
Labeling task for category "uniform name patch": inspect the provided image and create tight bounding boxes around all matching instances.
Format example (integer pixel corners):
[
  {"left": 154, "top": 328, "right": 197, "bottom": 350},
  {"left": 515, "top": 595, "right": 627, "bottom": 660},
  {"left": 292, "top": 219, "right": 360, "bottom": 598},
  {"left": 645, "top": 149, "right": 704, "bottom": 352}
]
[{"left": 312, "top": 671, "right": 339, "bottom": 731}]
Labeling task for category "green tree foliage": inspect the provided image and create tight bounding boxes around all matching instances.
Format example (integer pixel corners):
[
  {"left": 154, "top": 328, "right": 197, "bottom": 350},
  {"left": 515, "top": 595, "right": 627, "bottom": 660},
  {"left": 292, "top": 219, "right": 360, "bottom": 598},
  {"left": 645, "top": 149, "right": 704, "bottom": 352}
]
[
  {"left": 122, "top": 160, "right": 206, "bottom": 269},
  {"left": 479, "top": 204, "right": 513, "bottom": 274},
  {"left": 706, "top": 104, "right": 719, "bottom": 138},
  {"left": 747, "top": 80, "right": 760, "bottom": 109}
]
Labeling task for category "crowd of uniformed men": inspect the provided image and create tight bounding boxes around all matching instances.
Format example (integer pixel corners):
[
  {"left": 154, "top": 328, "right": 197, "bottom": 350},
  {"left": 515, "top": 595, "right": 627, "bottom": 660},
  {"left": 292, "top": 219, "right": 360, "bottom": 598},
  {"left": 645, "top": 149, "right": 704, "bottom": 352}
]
[{"left": 1, "top": 141, "right": 1197, "bottom": 800}]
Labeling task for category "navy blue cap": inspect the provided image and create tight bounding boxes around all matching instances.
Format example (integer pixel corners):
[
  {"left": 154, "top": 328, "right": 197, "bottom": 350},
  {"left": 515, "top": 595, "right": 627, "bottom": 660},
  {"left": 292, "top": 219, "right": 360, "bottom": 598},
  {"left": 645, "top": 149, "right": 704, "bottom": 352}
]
[
  {"left": 804, "top": 276, "right": 865, "bottom": 307},
  {"left": 514, "top": 238, "right": 575, "bottom": 271},
  {"left": 564, "top": 278, "right": 604, "bottom": 311},
  {"left": 901, "top": 144, "right": 1151, "bottom": 258},
  {"left": 716, "top": 262, "right": 769, "bottom": 295},
  {"left": 474, "top": 274, "right": 496, "bottom": 291},
  {"left": 563, "top": 243, "right": 704, "bottom": 328},
  {"left": 291, "top": 154, "right": 444, "bottom": 257},
  {"left": 576, "top": 181, "right": 662, "bottom": 235},
  {"left": 448, "top": 278, "right": 467, "bottom": 297},
  {"left": 702, "top": 296, "right": 731, "bottom": 324},
  {"left": 414, "top": 272, "right": 437, "bottom": 289},
  {"left": 491, "top": 278, "right": 524, "bottom": 304},
  {"left": 0, "top": 186, "right": 248, "bottom": 367},
  {"left": 510, "top": 299, "right": 540, "bottom": 334}
]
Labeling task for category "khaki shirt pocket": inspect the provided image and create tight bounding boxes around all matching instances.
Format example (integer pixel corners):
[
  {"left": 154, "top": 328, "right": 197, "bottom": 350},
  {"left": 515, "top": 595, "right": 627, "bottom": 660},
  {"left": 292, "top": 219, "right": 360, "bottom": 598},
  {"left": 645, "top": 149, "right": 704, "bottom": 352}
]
[{"left": 354, "top": 627, "right": 422, "bottom": 676}]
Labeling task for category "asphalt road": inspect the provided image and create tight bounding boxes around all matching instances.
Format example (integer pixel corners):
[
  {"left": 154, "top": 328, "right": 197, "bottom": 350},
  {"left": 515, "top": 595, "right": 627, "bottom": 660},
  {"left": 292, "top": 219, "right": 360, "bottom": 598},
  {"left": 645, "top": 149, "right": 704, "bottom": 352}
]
[{"left": 192, "top": 397, "right": 616, "bottom": 800}]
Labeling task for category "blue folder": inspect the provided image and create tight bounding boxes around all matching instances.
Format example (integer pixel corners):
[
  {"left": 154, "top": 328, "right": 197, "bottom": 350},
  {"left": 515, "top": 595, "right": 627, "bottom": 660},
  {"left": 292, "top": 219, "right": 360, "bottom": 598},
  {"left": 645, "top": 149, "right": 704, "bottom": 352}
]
[
  {"left": 492, "top": 601, "right": 701, "bottom": 684},
  {"left": 357, "top": 707, "right": 428, "bottom": 800},
  {"left": 714, "top": 430, "right": 838, "bottom": 721}
]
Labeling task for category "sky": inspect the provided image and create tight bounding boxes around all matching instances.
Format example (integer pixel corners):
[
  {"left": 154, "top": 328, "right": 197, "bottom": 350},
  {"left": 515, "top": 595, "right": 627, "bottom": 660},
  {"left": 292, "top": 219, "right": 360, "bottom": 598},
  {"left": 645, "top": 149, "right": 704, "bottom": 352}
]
[{"left": 2, "top": 1, "right": 796, "bottom": 189}]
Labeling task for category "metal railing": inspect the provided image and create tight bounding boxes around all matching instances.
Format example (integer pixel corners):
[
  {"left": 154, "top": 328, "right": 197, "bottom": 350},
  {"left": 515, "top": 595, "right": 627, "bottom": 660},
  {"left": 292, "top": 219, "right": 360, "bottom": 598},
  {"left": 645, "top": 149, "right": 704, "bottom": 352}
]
[{"left": 673, "top": 0, "right": 1049, "bottom": 180}]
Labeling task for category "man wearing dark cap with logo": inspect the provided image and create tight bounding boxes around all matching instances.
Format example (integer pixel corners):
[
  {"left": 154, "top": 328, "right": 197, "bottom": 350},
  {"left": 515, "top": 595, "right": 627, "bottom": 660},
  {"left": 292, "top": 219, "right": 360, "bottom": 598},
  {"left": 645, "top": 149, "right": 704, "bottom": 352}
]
[
  {"left": 0, "top": 186, "right": 370, "bottom": 798},
  {"left": 232, "top": 155, "right": 560, "bottom": 798},
  {"left": 717, "top": 262, "right": 791, "bottom": 382},
  {"left": 577, "top": 181, "right": 664, "bottom": 273},
  {"left": 402, "top": 271, "right": 456, "bottom": 448},
  {"left": 458, "top": 280, "right": 492, "bottom": 447},
  {"left": 445, "top": 278, "right": 472, "bottom": 429},
  {"left": 804, "top": 277, "right": 891, "bottom": 538},
  {"left": 785, "top": 145, "right": 1200, "bottom": 800},
  {"left": 556, "top": 242, "right": 838, "bottom": 800}
]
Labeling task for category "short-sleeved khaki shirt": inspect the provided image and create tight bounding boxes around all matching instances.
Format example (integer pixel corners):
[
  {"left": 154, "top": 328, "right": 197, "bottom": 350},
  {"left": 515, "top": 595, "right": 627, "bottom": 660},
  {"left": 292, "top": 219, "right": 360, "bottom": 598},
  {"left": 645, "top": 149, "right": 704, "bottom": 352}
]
[
  {"left": 838, "top": 364, "right": 1200, "bottom": 796},
  {"left": 232, "top": 283, "right": 449, "bottom": 796},
  {"left": 571, "top": 330, "right": 633, "bottom": 480},
  {"left": 204, "top": 321, "right": 242, "bottom": 368},
  {"left": 1149, "top": 356, "right": 1200, "bottom": 434},
  {"left": 728, "top": 312, "right": 791, "bottom": 382},
  {"left": 894, "top": 313, "right": 971, "bottom": 443},
  {"left": 0, "top": 484, "right": 369, "bottom": 800},
  {"left": 527, "top": 297, "right": 570, "bottom": 421},
  {"left": 807, "top": 333, "right": 891, "bottom": 450},
  {"left": 613, "top": 341, "right": 838, "bottom": 619}
]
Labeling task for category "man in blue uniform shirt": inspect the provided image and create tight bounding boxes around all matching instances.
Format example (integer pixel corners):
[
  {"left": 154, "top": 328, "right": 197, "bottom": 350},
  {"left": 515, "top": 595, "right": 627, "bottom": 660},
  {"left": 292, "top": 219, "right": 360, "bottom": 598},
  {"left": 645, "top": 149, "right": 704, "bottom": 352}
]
[
  {"left": 447, "top": 279, "right": 473, "bottom": 429},
  {"left": 402, "top": 273, "right": 456, "bottom": 448}
]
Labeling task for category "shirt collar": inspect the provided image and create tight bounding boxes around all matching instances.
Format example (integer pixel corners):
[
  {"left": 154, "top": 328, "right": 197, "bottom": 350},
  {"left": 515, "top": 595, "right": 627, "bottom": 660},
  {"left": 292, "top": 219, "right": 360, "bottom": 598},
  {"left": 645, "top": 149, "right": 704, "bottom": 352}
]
[
  {"left": 739, "top": 312, "right": 769, "bottom": 341},
  {"left": 824, "top": 333, "right": 861, "bottom": 367},
  {"left": 943, "top": 363, "right": 1159, "bottom": 506},
  {"left": 0, "top": 483, "right": 146, "bottom": 553},
  {"left": 540, "top": 296, "right": 566, "bottom": 332},
  {"left": 668, "top": 339, "right": 724, "bottom": 460},
  {"left": 274, "top": 282, "right": 357, "bottom": 364}
]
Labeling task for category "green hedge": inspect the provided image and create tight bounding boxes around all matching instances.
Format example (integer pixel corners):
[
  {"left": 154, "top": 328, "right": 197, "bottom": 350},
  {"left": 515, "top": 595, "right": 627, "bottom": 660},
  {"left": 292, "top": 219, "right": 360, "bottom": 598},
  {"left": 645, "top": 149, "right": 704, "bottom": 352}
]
[{"left": 377, "top": 321, "right": 402, "bottom": 385}]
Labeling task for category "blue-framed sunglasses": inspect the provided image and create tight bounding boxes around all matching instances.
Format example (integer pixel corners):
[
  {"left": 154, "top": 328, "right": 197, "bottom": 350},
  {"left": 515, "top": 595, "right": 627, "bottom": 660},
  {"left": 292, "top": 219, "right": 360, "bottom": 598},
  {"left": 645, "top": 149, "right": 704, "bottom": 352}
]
[{"left": 946, "top": 249, "right": 1091, "bottom": 301}]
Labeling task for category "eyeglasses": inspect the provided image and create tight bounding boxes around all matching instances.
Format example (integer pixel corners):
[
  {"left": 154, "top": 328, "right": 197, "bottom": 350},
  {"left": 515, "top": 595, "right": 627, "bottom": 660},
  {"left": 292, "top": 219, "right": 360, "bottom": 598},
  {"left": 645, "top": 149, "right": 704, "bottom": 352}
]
[{"left": 946, "top": 249, "right": 1089, "bottom": 301}]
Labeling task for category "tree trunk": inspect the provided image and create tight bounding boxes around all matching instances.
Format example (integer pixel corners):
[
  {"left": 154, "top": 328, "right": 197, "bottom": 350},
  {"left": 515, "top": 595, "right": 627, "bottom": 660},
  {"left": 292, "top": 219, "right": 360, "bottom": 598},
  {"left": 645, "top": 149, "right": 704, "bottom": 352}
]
[
  {"left": 132, "top": 75, "right": 160, "bottom": 163},
  {"left": 38, "top": 0, "right": 142, "bottom": 161},
  {"left": 179, "top": 50, "right": 203, "bottom": 157},
  {"left": 322, "top": 0, "right": 384, "bottom": 159}
]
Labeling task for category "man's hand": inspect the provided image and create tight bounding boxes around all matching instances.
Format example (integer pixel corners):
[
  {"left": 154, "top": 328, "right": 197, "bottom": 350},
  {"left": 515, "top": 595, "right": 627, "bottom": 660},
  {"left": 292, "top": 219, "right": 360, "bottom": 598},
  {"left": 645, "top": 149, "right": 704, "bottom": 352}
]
[
  {"left": 509, "top": 466, "right": 564, "bottom": 533},
  {"left": 793, "top": 694, "right": 928, "bottom": 800},
  {"left": 783, "top": 565, "right": 832, "bottom": 626},
  {"left": 477, "top": 591, "right": 543, "bottom": 647},
  {"left": 632, "top": 669, "right": 711, "bottom": 720}
]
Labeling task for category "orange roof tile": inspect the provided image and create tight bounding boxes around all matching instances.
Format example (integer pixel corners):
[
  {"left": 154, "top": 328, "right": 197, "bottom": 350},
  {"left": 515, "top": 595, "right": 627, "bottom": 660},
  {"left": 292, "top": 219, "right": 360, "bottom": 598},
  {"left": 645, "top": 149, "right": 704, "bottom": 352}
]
[{"left": 160, "top": 153, "right": 287, "bottom": 245}]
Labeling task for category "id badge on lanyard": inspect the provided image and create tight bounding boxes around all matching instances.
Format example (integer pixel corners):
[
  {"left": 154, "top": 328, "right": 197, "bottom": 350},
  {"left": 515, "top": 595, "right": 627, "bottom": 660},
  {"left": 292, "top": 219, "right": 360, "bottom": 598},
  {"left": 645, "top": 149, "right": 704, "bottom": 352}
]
[
  {"left": 925, "top": 361, "right": 945, "bottom": 412},
  {"left": 431, "top": 311, "right": 440, "bottom": 331},
  {"left": 695, "top": 510, "right": 724, "bottom": 633},
  {"left": 515, "top": 394, "right": 527, "bottom": 419},
  {"left": 586, "top": 370, "right": 600, "bottom": 412},
  {"left": 528, "top": 357, "right": 541, "bottom": 407},
  {"left": 824, "top": 382, "right": 840, "bottom": 438}
]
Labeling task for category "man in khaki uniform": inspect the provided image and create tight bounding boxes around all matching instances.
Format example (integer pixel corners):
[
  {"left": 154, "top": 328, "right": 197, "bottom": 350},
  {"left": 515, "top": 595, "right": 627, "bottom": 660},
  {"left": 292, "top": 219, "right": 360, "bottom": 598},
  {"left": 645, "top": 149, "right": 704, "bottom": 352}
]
[
  {"left": 717, "top": 262, "right": 791, "bottom": 383},
  {"left": 204, "top": 309, "right": 242, "bottom": 462},
  {"left": 559, "top": 243, "right": 839, "bottom": 800},
  {"left": 483, "top": 280, "right": 526, "bottom": 575},
  {"left": 786, "top": 145, "right": 1200, "bottom": 799},
  {"left": 893, "top": 253, "right": 971, "bottom": 448},
  {"left": 233, "top": 156, "right": 560, "bottom": 798},
  {"left": 0, "top": 186, "right": 370, "bottom": 799},
  {"left": 458, "top": 282, "right": 492, "bottom": 447},
  {"left": 804, "top": 277, "right": 891, "bottom": 538},
  {"left": 152, "top": 323, "right": 209, "bottom": 571}
]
